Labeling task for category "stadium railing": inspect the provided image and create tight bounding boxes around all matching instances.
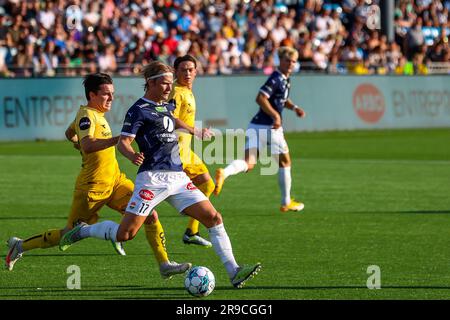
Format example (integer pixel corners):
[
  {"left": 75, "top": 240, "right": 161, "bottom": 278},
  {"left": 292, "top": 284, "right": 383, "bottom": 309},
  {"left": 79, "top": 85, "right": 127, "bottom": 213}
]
[
  {"left": 3, "top": 61, "right": 450, "bottom": 78},
  {"left": 427, "top": 62, "right": 450, "bottom": 75}
]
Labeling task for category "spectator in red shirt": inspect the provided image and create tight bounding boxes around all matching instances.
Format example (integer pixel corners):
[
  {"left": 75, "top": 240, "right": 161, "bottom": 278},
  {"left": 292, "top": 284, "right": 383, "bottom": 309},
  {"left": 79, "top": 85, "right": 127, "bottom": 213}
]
[{"left": 163, "top": 28, "right": 179, "bottom": 55}]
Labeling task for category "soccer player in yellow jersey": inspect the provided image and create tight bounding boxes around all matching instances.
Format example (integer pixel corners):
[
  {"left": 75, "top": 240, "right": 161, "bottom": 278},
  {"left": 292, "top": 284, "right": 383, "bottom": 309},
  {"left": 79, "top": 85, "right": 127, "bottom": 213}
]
[
  {"left": 169, "top": 55, "right": 215, "bottom": 247},
  {"left": 5, "top": 73, "right": 191, "bottom": 278}
]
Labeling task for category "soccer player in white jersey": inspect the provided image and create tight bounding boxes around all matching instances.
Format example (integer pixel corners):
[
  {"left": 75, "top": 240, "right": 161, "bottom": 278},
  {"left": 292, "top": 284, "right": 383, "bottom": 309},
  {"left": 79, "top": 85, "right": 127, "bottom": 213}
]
[
  {"left": 214, "top": 46, "right": 307, "bottom": 212},
  {"left": 59, "top": 61, "right": 261, "bottom": 288}
]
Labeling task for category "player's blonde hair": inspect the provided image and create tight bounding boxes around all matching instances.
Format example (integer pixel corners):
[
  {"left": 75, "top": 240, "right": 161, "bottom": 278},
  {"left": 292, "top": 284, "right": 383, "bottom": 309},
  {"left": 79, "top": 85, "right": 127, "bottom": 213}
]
[
  {"left": 142, "top": 61, "right": 174, "bottom": 91},
  {"left": 278, "top": 46, "right": 299, "bottom": 61}
]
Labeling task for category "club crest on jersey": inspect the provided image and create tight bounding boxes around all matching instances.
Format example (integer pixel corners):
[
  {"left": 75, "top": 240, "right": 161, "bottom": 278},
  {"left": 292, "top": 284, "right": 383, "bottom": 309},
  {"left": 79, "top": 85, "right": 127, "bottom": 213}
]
[
  {"left": 186, "top": 182, "right": 197, "bottom": 191},
  {"left": 139, "top": 189, "right": 154, "bottom": 201},
  {"left": 79, "top": 117, "right": 91, "bottom": 130},
  {"left": 129, "top": 202, "right": 137, "bottom": 209}
]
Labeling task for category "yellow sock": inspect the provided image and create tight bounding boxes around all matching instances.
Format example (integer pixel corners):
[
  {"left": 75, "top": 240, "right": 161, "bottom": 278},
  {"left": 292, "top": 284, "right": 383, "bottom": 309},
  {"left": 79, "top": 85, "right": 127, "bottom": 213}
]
[
  {"left": 144, "top": 220, "right": 168, "bottom": 265},
  {"left": 21, "top": 229, "right": 61, "bottom": 252},
  {"left": 186, "top": 218, "right": 200, "bottom": 235},
  {"left": 186, "top": 179, "right": 215, "bottom": 235}
]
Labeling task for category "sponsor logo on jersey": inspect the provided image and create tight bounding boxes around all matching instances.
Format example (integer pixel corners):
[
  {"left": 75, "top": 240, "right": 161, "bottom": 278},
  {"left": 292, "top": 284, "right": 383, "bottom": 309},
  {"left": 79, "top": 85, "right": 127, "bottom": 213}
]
[
  {"left": 186, "top": 182, "right": 197, "bottom": 191},
  {"left": 79, "top": 117, "right": 91, "bottom": 130},
  {"left": 163, "top": 116, "right": 174, "bottom": 132},
  {"left": 139, "top": 189, "right": 155, "bottom": 201},
  {"left": 156, "top": 106, "right": 168, "bottom": 112}
]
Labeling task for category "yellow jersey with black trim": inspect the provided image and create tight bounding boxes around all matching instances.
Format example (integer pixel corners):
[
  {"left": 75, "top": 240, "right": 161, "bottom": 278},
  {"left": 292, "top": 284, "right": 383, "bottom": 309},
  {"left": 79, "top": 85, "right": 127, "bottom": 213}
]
[
  {"left": 71, "top": 105, "right": 120, "bottom": 191},
  {"left": 169, "top": 82, "right": 196, "bottom": 155}
]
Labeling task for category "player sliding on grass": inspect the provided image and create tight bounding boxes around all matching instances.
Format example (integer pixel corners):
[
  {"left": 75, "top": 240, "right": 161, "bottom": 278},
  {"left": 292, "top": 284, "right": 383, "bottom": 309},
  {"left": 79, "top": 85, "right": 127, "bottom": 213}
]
[
  {"left": 214, "top": 46, "right": 306, "bottom": 213},
  {"left": 5, "top": 73, "right": 191, "bottom": 279},
  {"left": 170, "top": 54, "right": 216, "bottom": 248},
  {"left": 60, "top": 61, "right": 262, "bottom": 288}
]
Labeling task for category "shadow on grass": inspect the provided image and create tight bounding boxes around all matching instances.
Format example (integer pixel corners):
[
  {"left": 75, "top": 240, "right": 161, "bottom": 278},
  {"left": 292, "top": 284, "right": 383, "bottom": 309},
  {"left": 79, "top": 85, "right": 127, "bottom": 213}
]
[
  {"left": 0, "top": 216, "right": 66, "bottom": 220},
  {"left": 0, "top": 253, "right": 153, "bottom": 258},
  {"left": 395, "top": 210, "right": 450, "bottom": 214},
  {"left": 0, "top": 215, "right": 184, "bottom": 221},
  {"left": 346, "top": 210, "right": 450, "bottom": 215},
  {"left": 1, "top": 284, "right": 450, "bottom": 299},
  {"left": 0, "top": 285, "right": 188, "bottom": 299}
]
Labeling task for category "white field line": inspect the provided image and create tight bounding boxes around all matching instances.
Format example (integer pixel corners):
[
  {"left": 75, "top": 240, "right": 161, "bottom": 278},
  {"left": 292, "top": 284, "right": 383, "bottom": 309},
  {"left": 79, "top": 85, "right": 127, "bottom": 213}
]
[
  {"left": 298, "top": 158, "right": 450, "bottom": 165},
  {"left": 0, "top": 155, "right": 449, "bottom": 165},
  {"left": 0, "top": 154, "right": 80, "bottom": 159}
]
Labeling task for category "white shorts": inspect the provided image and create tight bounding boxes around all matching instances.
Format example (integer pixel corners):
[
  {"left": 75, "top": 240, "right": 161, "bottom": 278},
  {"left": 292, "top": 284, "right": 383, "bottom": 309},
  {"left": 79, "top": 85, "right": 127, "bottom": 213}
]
[
  {"left": 126, "top": 171, "right": 208, "bottom": 216},
  {"left": 245, "top": 123, "right": 289, "bottom": 155}
]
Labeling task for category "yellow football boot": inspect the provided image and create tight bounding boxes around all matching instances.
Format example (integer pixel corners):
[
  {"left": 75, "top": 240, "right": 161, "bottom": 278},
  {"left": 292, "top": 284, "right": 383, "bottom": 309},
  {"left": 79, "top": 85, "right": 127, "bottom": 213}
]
[
  {"left": 214, "top": 168, "right": 225, "bottom": 195},
  {"left": 280, "top": 200, "right": 305, "bottom": 212}
]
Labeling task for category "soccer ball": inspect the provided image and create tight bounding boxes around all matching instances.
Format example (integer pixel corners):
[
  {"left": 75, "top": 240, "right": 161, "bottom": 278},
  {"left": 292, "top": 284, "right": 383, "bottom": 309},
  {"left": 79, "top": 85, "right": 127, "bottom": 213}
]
[{"left": 184, "top": 266, "right": 215, "bottom": 297}]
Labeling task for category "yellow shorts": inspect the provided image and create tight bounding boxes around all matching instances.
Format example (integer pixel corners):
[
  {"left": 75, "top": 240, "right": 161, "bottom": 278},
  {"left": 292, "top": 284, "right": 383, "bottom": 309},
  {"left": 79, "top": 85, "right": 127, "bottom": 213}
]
[
  {"left": 182, "top": 149, "right": 209, "bottom": 180},
  {"left": 66, "top": 173, "right": 134, "bottom": 228}
]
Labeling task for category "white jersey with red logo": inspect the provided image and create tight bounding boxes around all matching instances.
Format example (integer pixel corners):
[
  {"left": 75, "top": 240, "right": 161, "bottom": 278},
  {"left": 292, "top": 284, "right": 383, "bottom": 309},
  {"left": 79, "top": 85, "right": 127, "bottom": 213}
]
[{"left": 126, "top": 171, "right": 207, "bottom": 216}]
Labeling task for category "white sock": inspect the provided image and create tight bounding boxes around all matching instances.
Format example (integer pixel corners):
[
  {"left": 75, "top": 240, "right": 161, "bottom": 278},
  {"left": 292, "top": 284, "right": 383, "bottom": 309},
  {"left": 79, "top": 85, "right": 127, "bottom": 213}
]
[
  {"left": 81, "top": 221, "right": 119, "bottom": 241},
  {"left": 223, "top": 160, "right": 248, "bottom": 179},
  {"left": 278, "top": 167, "right": 292, "bottom": 206},
  {"left": 208, "top": 223, "right": 239, "bottom": 279}
]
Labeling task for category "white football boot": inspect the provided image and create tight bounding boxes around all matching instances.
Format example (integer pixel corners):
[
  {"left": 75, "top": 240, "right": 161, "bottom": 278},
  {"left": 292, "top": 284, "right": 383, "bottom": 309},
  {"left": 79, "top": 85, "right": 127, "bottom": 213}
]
[
  {"left": 160, "top": 261, "right": 192, "bottom": 279},
  {"left": 5, "top": 237, "right": 24, "bottom": 271}
]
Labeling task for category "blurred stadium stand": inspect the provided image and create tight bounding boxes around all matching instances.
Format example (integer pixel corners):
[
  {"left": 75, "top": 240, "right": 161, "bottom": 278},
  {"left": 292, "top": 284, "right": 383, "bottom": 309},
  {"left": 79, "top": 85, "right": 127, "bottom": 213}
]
[{"left": 0, "top": 0, "right": 449, "bottom": 78}]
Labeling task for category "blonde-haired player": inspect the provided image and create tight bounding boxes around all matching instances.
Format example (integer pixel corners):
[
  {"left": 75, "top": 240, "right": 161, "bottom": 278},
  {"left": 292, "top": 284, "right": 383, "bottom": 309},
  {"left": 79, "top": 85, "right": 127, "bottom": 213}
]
[
  {"left": 169, "top": 54, "right": 215, "bottom": 247},
  {"left": 60, "top": 61, "right": 262, "bottom": 288},
  {"left": 5, "top": 73, "right": 191, "bottom": 279},
  {"left": 215, "top": 46, "right": 306, "bottom": 212}
]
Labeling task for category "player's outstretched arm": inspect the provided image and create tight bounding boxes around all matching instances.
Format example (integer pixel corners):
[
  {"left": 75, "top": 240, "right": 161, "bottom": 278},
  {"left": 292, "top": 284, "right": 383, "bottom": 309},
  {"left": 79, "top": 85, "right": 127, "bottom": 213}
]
[
  {"left": 174, "top": 118, "right": 194, "bottom": 135},
  {"left": 285, "top": 99, "right": 306, "bottom": 118},
  {"left": 117, "top": 135, "right": 144, "bottom": 166},
  {"left": 79, "top": 135, "right": 120, "bottom": 154},
  {"left": 174, "top": 118, "right": 214, "bottom": 140}
]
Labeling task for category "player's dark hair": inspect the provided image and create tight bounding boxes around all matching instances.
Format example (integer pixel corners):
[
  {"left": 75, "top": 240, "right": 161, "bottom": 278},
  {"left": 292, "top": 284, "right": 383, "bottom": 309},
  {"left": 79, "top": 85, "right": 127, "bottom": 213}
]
[
  {"left": 174, "top": 54, "right": 197, "bottom": 70},
  {"left": 83, "top": 73, "right": 113, "bottom": 101}
]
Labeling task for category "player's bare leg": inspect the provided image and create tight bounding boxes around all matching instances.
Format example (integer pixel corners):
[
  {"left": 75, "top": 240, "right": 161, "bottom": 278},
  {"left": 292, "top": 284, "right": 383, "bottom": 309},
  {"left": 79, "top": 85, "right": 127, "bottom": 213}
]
[
  {"left": 59, "top": 212, "right": 191, "bottom": 279},
  {"left": 182, "top": 200, "right": 261, "bottom": 288}
]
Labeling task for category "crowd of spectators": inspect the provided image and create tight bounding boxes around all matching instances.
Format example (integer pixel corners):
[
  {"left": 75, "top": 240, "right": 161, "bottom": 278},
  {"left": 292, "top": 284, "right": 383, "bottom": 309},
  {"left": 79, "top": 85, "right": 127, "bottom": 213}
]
[{"left": 0, "top": 0, "right": 449, "bottom": 78}]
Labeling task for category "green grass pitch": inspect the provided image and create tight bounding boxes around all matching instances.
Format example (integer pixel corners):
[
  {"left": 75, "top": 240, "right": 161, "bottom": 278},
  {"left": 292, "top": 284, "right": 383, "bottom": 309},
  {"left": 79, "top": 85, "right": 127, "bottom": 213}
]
[{"left": 0, "top": 128, "right": 449, "bottom": 300}]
